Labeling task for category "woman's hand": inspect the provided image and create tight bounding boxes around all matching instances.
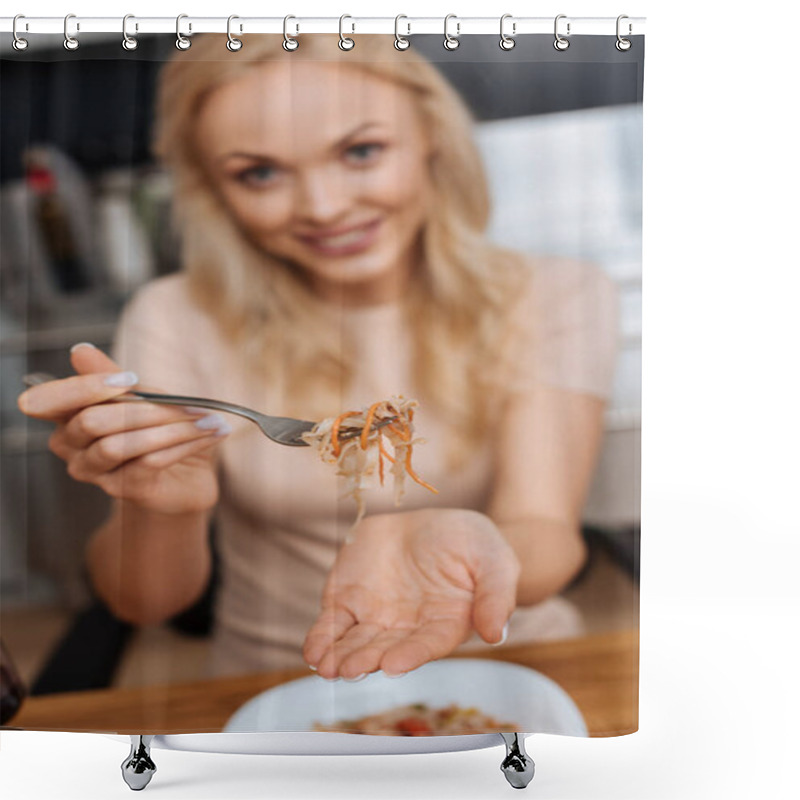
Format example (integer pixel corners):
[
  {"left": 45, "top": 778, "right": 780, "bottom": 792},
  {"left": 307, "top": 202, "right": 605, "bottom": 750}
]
[
  {"left": 17, "top": 343, "right": 229, "bottom": 515},
  {"left": 303, "top": 508, "right": 520, "bottom": 680}
]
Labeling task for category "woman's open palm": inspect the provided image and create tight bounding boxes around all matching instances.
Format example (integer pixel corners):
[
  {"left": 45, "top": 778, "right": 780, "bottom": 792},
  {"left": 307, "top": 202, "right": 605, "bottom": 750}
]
[{"left": 303, "top": 509, "right": 520, "bottom": 680}]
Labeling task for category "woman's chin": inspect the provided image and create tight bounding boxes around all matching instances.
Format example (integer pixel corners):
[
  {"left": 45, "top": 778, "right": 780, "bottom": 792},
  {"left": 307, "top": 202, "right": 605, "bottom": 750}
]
[{"left": 301, "top": 256, "right": 406, "bottom": 299}]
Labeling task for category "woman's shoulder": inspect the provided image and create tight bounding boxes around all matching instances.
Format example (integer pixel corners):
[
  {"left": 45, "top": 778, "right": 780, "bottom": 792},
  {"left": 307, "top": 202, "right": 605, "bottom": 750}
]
[
  {"left": 125, "top": 272, "right": 193, "bottom": 312},
  {"left": 121, "top": 273, "right": 214, "bottom": 330},
  {"left": 525, "top": 255, "right": 617, "bottom": 309},
  {"left": 502, "top": 254, "right": 619, "bottom": 397}
]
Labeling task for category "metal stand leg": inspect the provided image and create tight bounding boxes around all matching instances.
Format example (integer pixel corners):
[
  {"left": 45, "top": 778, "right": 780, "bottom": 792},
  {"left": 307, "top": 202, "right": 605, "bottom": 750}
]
[
  {"left": 499, "top": 733, "right": 535, "bottom": 789},
  {"left": 121, "top": 735, "right": 157, "bottom": 791}
]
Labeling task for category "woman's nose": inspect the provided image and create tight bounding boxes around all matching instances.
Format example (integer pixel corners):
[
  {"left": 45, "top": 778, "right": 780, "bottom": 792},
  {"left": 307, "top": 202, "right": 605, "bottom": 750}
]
[{"left": 294, "top": 169, "right": 352, "bottom": 224}]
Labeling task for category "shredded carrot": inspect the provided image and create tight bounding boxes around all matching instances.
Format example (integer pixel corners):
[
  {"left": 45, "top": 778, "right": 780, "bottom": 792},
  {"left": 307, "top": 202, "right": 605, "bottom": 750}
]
[
  {"left": 378, "top": 444, "right": 385, "bottom": 486},
  {"left": 386, "top": 421, "right": 411, "bottom": 441},
  {"left": 331, "top": 411, "right": 361, "bottom": 457},
  {"left": 378, "top": 438, "right": 396, "bottom": 464},
  {"left": 360, "top": 401, "right": 383, "bottom": 450},
  {"left": 404, "top": 446, "right": 439, "bottom": 494}
]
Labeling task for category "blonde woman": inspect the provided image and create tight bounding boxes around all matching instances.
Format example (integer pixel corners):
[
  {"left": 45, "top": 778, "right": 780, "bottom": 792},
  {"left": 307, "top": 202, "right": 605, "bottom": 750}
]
[{"left": 18, "top": 35, "right": 617, "bottom": 682}]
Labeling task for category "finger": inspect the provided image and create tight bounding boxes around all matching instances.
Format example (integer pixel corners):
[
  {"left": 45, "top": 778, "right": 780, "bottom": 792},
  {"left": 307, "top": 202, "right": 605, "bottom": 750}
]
[
  {"left": 18, "top": 370, "right": 140, "bottom": 420},
  {"left": 379, "top": 618, "right": 470, "bottom": 677},
  {"left": 315, "top": 622, "right": 385, "bottom": 680},
  {"left": 123, "top": 430, "right": 226, "bottom": 472},
  {"left": 337, "top": 628, "right": 410, "bottom": 679},
  {"left": 48, "top": 426, "right": 78, "bottom": 463},
  {"left": 96, "top": 435, "right": 224, "bottom": 498},
  {"left": 63, "top": 402, "right": 211, "bottom": 450},
  {"left": 303, "top": 607, "right": 357, "bottom": 670},
  {"left": 69, "top": 341, "right": 122, "bottom": 375},
  {"left": 72, "top": 417, "right": 229, "bottom": 478},
  {"left": 471, "top": 561, "right": 519, "bottom": 645}
]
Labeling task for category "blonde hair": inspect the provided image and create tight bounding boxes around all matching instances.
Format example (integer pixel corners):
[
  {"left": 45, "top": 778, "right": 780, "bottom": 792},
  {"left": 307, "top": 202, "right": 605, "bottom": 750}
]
[{"left": 154, "top": 34, "right": 529, "bottom": 464}]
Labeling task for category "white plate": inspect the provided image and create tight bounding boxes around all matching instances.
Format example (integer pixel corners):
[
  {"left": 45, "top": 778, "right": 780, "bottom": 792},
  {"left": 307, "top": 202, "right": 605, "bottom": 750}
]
[{"left": 164, "top": 658, "right": 586, "bottom": 755}]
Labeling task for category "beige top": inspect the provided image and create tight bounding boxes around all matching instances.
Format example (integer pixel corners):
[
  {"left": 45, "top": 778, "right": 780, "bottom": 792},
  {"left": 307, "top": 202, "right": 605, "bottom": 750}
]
[{"left": 112, "top": 258, "right": 618, "bottom": 677}]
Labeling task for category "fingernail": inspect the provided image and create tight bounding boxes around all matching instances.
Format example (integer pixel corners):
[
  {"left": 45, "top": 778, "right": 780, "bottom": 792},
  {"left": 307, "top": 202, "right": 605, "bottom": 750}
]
[
  {"left": 70, "top": 342, "right": 96, "bottom": 353},
  {"left": 493, "top": 622, "right": 509, "bottom": 646},
  {"left": 384, "top": 671, "right": 406, "bottom": 679},
  {"left": 308, "top": 664, "right": 317, "bottom": 672},
  {"left": 104, "top": 371, "right": 138, "bottom": 387},
  {"left": 343, "top": 673, "right": 367, "bottom": 683},
  {"left": 195, "top": 414, "right": 232, "bottom": 435},
  {"left": 323, "top": 676, "right": 341, "bottom": 683}
]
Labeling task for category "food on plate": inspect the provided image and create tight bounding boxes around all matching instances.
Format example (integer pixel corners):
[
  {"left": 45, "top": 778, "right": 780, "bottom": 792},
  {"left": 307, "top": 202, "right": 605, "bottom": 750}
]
[
  {"left": 314, "top": 702, "right": 518, "bottom": 736},
  {"left": 302, "top": 396, "right": 437, "bottom": 523}
]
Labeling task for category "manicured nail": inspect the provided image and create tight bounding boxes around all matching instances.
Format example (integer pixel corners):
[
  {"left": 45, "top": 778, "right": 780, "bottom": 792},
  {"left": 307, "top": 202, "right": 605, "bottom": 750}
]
[
  {"left": 104, "top": 371, "right": 138, "bottom": 387},
  {"left": 308, "top": 664, "right": 317, "bottom": 672},
  {"left": 343, "top": 673, "right": 367, "bottom": 683},
  {"left": 492, "top": 622, "right": 509, "bottom": 646},
  {"left": 384, "top": 671, "right": 406, "bottom": 679},
  {"left": 70, "top": 342, "right": 96, "bottom": 353},
  {"left": 194, "top": 414, "right": 232, "bottom": 435}
]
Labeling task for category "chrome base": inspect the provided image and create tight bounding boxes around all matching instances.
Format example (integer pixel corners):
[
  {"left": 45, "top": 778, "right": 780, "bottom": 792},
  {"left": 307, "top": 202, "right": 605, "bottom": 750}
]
[
  {"left": 121, "top": 735, "right": 156, "bottom": 791},
  {"left": 117, "top": 732, "right": 533, "bottom": 790},
  {"left": 500, "top": 733, "right": 535, "bottom": 789}
]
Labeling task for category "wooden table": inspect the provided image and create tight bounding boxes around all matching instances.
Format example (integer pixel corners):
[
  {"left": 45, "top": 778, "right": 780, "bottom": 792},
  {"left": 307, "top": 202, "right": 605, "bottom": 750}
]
[{"left": 8, "top": 629, "right": 638, "bottom": 737}]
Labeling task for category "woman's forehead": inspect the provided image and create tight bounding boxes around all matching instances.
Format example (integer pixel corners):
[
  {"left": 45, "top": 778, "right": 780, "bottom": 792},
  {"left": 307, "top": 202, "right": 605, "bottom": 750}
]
[{"left": 197, "top": 62, "right": 414, "bottom": 152}]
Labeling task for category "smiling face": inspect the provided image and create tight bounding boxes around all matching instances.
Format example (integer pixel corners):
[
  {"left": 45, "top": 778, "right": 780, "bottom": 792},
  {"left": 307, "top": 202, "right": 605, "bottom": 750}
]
[{"left": 194, "top": 61, "right": 434, "bottom": 305}]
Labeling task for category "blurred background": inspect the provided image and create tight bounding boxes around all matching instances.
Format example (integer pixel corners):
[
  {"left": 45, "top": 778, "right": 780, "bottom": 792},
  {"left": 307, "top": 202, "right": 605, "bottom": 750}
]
[{"left": 0, "top": 35, "right": 642, "bottom": 697}]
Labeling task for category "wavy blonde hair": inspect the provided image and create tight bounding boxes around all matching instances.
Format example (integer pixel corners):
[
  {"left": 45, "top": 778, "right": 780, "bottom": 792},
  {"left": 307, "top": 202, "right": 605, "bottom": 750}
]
[{"left": 154, "top": 34, "right": 529, "bottom": 464}]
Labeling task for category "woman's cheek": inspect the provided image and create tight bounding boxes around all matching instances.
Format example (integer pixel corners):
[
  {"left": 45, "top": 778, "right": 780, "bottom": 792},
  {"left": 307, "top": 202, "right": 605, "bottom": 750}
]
[
  {"left": 227, "top": 192, "right": 293, "bottom": 238},
  {"left": 368, "top": 162, "right": 427, "bottom": 210}
]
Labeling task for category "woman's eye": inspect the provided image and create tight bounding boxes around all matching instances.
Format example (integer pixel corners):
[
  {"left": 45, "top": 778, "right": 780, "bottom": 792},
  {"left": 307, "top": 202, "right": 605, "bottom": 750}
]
[
  {"left": 344, "top": 143, "right": 384, "bottom": 164},
  {"left": 237, "top": 165, "right": 278, "bottom": 187}
]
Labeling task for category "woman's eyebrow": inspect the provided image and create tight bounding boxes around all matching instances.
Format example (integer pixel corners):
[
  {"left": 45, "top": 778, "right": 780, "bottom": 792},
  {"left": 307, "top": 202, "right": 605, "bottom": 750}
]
[
  {"left": 220, "top": 151, "right": 279, "bottom": 165},
  {"left": 219, "top": 122, "right": 385, "bottom": 165},
  {"left": 334, "top": 121, "right": 385, "bottom": 147}
]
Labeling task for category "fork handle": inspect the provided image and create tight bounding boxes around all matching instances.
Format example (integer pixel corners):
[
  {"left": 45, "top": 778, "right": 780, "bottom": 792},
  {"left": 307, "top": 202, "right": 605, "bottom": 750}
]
[{"left": 22, "top": 373, "right": 262, "bottom": 425}]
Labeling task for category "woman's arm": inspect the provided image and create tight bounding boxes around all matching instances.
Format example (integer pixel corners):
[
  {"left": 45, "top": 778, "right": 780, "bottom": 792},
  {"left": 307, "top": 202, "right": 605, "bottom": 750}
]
[
  {"left": 488, "top": 380, "right": 609, "bottom": 606},
  {"left": 85, "top": 501, "right": 213, "bottom": 626}
]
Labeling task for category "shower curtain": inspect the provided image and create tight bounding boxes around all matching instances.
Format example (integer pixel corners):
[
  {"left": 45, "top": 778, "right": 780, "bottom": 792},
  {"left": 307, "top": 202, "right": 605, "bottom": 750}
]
[{"left": 1, "top": 27, "right": 643, "bottom": 747}]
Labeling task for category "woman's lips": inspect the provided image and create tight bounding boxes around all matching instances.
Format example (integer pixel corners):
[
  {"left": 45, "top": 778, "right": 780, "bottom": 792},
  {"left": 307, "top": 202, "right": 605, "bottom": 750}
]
[{"left": 297, "top": 219, "right": 382, "bottom": 256}]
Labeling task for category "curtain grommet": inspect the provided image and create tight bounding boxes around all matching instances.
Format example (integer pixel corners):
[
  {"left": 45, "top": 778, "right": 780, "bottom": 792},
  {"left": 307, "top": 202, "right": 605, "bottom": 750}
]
[
  {"left": 12, "top": 15, "right": 29, "bottom": 51},
  {"left": 122, "top": 14, "right": 138, "bottom": 51},
  {"left": 175, "top": 14, "right": 192, "bottom": 50},
  {"left": 339, "top": 15, "right": 355, "bottom": 51},
  {"left": 283, "top": 15, "right": 299, "bottom": 51},
  {"left": 63, "top": 13, "right": 79, "bottom": 51},
  {"left": 226, "top": 15, "right": 243, "bottom": 52},
  {"left": 554, "top": 14, "right": 570, "bottom": 51},
  {"left": 615, "top": 15, "right": 632, "bottom": 51},
  {"left": 499, "top": 14, "right": 516, "bottom": 51},
  {"left": 444, "top": 14, "right": 460, "bottom": 51},
  {"left": 394, "top": 15, "right": 410, "bottom": 51}
]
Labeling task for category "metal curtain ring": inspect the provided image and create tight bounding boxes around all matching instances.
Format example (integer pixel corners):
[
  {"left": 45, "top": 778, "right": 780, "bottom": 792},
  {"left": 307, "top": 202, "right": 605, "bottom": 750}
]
[
  {"left": 226, "top": 15, "right": 243, "bottom": 51},
  {"left": 499, "top": 14, "right": 516, "bottom": 50},
  {"left": 616, "top": 15, "right": 632, "bottom": 51},
  {"left": 553, "top": 14, "right": 570, "bottom": 51},
  {"left": 394, "top": 15, "right": 410, "bottom": 51},
  {"left": 443, "top": 14, "right": 460, "bottom": 51},
  {"left": 12, "top": 14, "right": 29, "bottom": 51},
  {"left": 175, "top": 14, "right": 191, "bottom": 50},
  {"left": 63, "top": 13, "right": 79, "bottom": 51},
  {"left": 339, "top": 15, "right": 355, "bottom": 50},
  {"left": 283, "top": 15, "right": 299, "bottom": 51},
  {"left": 122, "top": 14, "right": 138, "bottom": 51}
]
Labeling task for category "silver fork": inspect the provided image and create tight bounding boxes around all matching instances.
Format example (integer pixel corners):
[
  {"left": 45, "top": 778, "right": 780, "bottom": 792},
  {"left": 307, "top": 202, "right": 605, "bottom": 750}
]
[{"left": 22, "top": 373, "right": 393, "bottom": 448}]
